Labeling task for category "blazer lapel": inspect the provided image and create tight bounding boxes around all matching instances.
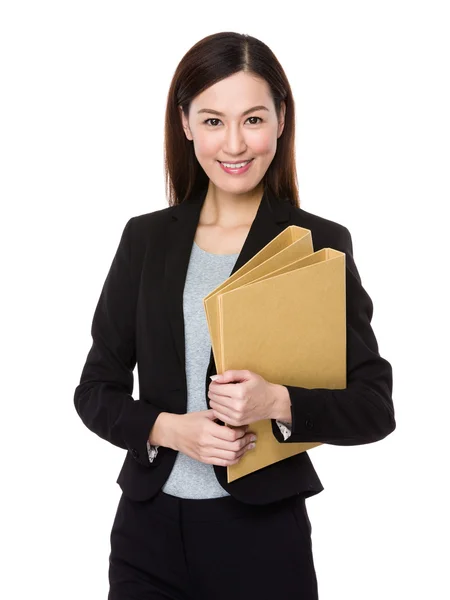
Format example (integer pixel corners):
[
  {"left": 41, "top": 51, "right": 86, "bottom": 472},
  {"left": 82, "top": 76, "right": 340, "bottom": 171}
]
[{"left": 163, "top": 184, "right": 292, "bottom": 378}]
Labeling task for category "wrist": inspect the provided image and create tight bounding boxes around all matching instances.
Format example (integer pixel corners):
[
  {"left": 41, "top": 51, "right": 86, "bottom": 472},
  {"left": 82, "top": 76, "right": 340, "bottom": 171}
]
[
  {"left": 149, "top": 412, "right": 179, "bottom": 450},
  {"left": 270, "top": 384, "right": 292, "bottom": 423}
]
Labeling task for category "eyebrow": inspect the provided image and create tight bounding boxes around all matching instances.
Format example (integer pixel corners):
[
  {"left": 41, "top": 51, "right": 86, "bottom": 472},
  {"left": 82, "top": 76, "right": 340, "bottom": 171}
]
[{"left": 197, "top": 105, "right": 269, "bottom": 117}]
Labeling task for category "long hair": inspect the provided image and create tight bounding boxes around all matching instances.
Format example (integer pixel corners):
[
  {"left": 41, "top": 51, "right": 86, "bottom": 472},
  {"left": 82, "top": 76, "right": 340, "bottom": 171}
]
[{"left": 164, "top": 32, "right": 300, "bottom": 208}]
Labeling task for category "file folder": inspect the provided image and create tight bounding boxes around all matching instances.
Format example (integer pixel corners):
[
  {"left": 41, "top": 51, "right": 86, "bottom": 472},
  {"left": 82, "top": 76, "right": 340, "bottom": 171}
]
[{"left": 203, "top": 226, "right": 347, "bottom": 482}]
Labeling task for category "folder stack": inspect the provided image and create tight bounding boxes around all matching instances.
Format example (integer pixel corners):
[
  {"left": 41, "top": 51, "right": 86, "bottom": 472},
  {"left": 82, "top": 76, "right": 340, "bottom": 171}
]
[{"left": 203, "top": 225, "right": 347, "bottom": 483}]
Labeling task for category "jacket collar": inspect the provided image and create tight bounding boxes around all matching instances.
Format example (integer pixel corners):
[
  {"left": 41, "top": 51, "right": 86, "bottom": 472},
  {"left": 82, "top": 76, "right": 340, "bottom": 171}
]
[{"left": 164, "top": 184, "right": 292, "bottom": 372}]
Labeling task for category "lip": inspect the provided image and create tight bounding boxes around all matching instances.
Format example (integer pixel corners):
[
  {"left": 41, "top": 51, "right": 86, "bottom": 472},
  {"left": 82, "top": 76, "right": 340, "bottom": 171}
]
[
  {"left": 218, "top": 159, "right": 253, "bottom": 164},
  {"left": 218, "top": 158, "right": 254, "bottom": 175}
]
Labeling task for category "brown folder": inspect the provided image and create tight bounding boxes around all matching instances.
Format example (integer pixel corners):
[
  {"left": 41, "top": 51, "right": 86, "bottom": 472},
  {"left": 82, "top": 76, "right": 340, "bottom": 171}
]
[
  {"left": 203, "top": 226, "right": 347, "bottom": 482},
  {"left": 203, "top": 226, "right": 314, "bottom": 369}
]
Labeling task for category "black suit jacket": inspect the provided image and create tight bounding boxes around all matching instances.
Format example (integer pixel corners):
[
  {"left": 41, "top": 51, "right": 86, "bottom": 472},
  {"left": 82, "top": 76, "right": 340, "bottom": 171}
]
[{"left": 74, "top": 185, "right": 396, "bottom": 505}]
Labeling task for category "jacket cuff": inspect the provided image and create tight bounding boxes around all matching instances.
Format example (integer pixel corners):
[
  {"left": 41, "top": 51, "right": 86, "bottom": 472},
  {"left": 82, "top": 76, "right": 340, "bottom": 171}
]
[
  {"left": 146, "top": 441, "right": 160, "bottom": 463},
  {"left": 119, "top": 398, "right": 164, "bottom": 467},
  {"left": 280, "top": 383, "right": 395, "bottom": 445},
  {"left": 275, "top": 419, "right": 292, "bottom": 440}
]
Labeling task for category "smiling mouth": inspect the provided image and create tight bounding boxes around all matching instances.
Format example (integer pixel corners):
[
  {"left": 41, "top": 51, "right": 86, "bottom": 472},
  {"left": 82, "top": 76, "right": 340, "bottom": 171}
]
[{"left": 217, "top": 159, "right": 254, "bottom": 167}]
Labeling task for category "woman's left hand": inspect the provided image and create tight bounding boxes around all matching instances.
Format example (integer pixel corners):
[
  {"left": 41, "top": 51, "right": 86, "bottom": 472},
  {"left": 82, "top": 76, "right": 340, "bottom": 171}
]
[{"left": 208, "top": 369, "right": 276, "bottom": 426}]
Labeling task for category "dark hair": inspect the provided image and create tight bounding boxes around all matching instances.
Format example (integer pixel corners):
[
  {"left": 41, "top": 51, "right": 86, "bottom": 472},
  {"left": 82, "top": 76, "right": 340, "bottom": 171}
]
[{"left": 163, "top": 32, "right": 300, "bottom": 208}]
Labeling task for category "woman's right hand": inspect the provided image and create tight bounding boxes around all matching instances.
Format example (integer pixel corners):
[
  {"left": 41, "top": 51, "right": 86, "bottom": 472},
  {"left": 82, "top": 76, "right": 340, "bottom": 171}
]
[{"left": 171, "top": 409, "right": 257, "bottom": 466}]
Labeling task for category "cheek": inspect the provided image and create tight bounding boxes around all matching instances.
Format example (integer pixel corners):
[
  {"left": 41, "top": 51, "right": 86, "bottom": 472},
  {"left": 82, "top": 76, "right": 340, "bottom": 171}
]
[
  {"left": 194, "top": 134, "right": 221, "bottom": 158},
  {"left": 249, "top": 131, "right": 277, "bottom": 156}
]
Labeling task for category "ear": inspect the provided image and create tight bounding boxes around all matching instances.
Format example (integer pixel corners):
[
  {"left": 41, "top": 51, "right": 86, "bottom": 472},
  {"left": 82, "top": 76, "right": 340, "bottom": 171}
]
[
  {"left": 277, "top": 100, "right": 286, "bottom": 138},
  {"left": 179, "top": 105, "right": 193, "bottom": 141}
]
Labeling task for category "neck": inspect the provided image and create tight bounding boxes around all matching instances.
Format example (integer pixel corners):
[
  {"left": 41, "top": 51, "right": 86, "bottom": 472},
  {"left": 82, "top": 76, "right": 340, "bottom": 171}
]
[{"left": 201, "top": 181, "right": 264, "bottom": 228}]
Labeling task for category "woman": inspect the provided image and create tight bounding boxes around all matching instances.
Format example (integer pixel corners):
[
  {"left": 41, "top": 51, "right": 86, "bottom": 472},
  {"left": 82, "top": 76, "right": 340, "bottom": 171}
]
[{"left": 74, "top": 31, "right": 396, "bottom": 600}]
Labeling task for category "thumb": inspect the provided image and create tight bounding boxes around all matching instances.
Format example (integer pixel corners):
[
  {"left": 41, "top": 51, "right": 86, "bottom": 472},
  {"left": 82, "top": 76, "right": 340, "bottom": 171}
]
[
  {"left": 211, "top": 370, "right": 245, "bottom": 383},
  {"left": 210, "top": 371, "right": 233, "bottom": 382},
  {"left": 205, "top": 409, "right": 217, "bottom": 419}
]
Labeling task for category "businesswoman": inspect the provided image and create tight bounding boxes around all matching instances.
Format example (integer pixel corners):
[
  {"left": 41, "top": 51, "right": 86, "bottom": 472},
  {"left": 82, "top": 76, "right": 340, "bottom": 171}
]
[{"left": 74, "top": 31, "right": 396, "bottom": 600}]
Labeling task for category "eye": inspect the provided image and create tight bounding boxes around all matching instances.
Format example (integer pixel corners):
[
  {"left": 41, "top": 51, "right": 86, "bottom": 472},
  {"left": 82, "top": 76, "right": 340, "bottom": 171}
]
[
  {"left": 203, "top": 116, "right": 263, "bottom": 127},
  {"left": 247, "top": 116, "right": 262, "bottom": 125},
  {"left": 204, "top": 118, "right": 222, "bottom": 127}
]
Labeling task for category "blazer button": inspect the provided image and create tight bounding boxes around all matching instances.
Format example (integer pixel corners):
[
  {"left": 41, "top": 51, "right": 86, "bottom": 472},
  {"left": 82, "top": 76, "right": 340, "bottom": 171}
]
[
  {"left": 131, "top": 448, "right": 139, "bottom": 459},
  {"left": 305, "top": 419, "right": 314, "bottom": 430}
]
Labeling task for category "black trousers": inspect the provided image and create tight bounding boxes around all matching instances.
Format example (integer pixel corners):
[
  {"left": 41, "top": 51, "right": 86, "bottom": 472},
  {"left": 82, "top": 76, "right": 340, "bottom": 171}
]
[{"left": 108, "top": 489, "right": 319, "bottom": 600}]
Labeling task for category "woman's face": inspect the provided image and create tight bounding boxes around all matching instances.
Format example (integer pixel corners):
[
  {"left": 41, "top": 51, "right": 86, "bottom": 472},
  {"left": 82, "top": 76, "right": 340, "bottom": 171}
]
[{"left": 179, "top": 71, "right": 285, "bottom": 196}]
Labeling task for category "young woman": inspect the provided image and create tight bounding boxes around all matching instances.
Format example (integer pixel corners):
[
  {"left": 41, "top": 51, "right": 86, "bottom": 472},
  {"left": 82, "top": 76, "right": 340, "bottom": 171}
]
[{"left": 74, "top": 31, "right": 396, "bottom": 600}]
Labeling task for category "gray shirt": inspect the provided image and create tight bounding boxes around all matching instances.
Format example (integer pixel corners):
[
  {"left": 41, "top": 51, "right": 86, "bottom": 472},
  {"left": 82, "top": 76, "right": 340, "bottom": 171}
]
[{"left": 146, "top": 240, "right": 292, "bottom": 498}]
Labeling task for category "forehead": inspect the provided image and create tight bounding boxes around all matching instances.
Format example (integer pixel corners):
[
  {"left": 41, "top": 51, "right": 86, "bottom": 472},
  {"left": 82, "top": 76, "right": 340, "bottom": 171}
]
[{"left": 192, "top": 72, "right": 273, "bottom": 113}]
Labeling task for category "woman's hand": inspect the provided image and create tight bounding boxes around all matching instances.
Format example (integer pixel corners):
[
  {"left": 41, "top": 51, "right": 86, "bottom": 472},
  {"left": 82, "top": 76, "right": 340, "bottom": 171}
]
[
  {"left": 172, "top": 409, "right": 257, "bottom": 467},
  {"left": 208, "top": 369, "right": 276, "bottom": 427}
]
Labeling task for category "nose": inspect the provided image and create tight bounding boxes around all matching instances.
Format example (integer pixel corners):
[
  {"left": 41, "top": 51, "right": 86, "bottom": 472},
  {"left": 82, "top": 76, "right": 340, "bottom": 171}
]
[{"left": 223, "top": 123, "right": 247, "bottom": 155}]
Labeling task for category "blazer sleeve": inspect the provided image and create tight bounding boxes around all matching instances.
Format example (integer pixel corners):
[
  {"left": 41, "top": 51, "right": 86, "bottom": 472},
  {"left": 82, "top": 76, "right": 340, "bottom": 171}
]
[
  {"left": 73, "top": 217, "right": 164, "bottom": 468},
  {"left": 271, "top": 226, "right": 396, "bottom": 446}
]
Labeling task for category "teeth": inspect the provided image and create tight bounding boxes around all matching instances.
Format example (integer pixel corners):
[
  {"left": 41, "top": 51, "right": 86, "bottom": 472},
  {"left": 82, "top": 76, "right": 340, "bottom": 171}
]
[{"left": 221, "top": 160, "right": 251, "bottom": 169}]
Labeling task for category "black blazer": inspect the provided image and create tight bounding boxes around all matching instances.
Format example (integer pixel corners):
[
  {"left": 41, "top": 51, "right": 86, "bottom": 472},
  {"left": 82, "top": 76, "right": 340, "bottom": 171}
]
[{"left": 74, "top": 185, "right": 396, "bottom": 505}]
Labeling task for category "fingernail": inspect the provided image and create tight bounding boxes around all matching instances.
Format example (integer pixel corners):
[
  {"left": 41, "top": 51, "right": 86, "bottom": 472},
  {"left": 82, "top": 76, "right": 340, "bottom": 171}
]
[
  {"left": 210, "top": 375, "right": 219, "bottom": 381},
  {"left": 250, "top": 436, "right": 257, "bottom": 442},
  {"left": 248, "top": 443, "right": 256, "bottom": 450}
]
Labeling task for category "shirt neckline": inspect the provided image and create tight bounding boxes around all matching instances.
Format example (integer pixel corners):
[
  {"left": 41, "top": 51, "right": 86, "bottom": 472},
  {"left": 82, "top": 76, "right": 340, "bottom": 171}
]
[{"left": 193, "top": 241, "right": 239, "bottom": 257}]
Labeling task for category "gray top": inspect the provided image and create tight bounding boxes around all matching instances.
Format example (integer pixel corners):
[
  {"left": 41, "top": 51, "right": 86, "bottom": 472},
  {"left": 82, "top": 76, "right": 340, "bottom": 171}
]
[{"left": 146, "top": 240, "right": 292, "bottom": 498}]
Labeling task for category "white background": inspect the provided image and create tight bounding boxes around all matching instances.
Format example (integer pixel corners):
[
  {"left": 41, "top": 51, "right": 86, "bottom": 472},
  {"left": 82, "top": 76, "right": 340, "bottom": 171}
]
[{"left": 1, "top": 1, "right": 449, "bottom": 598}]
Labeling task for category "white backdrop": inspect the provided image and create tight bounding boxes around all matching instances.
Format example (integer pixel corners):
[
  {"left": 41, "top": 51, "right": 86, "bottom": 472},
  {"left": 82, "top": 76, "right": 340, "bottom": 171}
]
[{"left": 1, "top": 1, "right": 449, "bottom": 599}]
